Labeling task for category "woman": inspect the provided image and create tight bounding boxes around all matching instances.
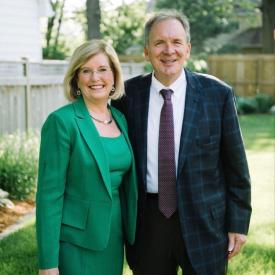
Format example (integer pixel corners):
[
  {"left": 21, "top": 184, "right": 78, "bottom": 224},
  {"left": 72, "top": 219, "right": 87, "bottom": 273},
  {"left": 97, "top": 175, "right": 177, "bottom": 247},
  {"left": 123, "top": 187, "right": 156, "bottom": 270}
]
[{"left": 36, "top": 40, "right": 137, "bottom": 275}]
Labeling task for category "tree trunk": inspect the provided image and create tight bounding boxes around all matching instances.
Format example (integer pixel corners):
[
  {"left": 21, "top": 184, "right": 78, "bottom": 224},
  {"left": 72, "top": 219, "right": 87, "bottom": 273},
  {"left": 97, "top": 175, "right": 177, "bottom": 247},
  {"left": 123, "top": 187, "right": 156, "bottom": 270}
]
[
  {"left": 53, "top": 0, "right": 66, "bottom": 52},
  {"left": 46, "top": 0, "right": 58, "bottom": 48},
  {"left": 86, "top": 0, "right": 101, "bottom": 39},
  {"left": 262, "top": 0, "right": 275, "bottom": 53}
]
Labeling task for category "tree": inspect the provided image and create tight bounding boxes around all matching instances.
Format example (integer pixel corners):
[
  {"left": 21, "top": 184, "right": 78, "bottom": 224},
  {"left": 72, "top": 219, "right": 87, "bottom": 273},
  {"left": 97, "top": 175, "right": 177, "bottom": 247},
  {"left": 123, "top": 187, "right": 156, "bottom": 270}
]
[
  {"left": 43, "top": 0, "right": 68, "bottom": 59},
  {"left": 86, "top": 0, "right": 101, "bottom": 39},
  {"left": 155, "top": 0, "right": 255, "bottom": 52},
  {"left": 101, "top": 1, "right": 146, "bottom": 54},
  {"left": 261, "top": 0, "right": 275, "bottom": 53}
]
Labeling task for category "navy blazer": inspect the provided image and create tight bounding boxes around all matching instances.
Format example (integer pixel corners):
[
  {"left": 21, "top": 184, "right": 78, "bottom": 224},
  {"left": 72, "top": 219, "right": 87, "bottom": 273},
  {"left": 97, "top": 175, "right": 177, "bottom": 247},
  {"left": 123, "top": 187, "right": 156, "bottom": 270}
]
[{"left": 112, "top": 69, "right": 251, "bottom": 275}]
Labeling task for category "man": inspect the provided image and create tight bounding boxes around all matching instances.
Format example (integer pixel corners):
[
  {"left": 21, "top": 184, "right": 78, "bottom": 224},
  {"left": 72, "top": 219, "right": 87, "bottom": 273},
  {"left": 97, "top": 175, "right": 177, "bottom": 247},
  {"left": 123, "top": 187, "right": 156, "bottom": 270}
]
[{"left": 113, "top": 10, "right": 251, "bottom": 275}]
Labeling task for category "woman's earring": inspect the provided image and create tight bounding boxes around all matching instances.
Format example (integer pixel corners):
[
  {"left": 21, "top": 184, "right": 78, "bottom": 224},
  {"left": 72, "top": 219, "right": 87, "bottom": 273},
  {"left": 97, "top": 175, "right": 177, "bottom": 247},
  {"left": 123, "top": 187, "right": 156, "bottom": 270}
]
[
  {"left": 110, "top": 86, "right": 115, "bottom": 96},
  {"left": 76, "top": 89, "right": 81, "bottom": 96}
]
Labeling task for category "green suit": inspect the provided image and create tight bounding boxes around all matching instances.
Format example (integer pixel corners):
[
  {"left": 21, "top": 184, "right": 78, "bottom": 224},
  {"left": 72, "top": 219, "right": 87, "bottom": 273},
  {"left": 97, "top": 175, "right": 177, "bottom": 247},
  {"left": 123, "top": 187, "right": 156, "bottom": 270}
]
[{"left": 36, "top": 97, "right": 138, "bottom": 270}]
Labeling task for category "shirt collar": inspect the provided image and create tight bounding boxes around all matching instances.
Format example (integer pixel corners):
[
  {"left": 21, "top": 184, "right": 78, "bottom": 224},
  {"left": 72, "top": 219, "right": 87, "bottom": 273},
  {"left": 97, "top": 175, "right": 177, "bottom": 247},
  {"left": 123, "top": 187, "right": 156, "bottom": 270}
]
[{"left": 151, "top": 69, "right": 186, "bottom": 99}]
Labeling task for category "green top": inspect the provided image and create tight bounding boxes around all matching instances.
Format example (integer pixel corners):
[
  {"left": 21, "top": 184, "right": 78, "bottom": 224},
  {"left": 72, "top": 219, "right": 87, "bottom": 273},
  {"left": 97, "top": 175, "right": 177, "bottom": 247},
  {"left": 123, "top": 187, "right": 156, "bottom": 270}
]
[{"left": 100, "top": 134, "right": 132, "bottom": 192}]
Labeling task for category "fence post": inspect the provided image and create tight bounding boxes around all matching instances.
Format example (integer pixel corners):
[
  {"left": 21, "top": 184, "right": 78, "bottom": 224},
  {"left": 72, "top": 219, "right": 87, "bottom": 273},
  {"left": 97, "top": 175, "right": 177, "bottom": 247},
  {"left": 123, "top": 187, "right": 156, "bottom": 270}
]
[{"left": 22, "top": 57, "right": 31, "bottom": 132}]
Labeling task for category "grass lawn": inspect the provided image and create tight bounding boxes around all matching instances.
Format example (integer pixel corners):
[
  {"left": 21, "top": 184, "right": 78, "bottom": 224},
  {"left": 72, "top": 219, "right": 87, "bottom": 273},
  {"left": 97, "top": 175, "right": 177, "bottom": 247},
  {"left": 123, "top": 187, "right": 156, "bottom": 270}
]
[{"left": 0, "top": 114, "right": 274, "bottom": 275}]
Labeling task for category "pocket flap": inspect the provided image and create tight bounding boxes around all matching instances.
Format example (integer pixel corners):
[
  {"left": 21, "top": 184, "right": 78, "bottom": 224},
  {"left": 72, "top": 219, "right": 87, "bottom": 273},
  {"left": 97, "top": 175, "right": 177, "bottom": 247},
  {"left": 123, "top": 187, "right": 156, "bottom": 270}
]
[{"left": 62, "top": 195, "right": 90, "bottom": 230}]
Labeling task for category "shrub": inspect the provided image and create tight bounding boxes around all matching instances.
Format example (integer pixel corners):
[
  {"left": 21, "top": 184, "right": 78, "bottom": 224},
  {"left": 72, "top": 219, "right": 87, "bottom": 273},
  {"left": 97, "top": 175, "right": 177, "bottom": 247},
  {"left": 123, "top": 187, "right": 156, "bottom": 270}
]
[
  {"left": 0, "top": 131, "right": 39, "bottom": 200},
  {"left": 236, "top": 97, "right": 259, "bottom": 114},
  {"left": 236, "top": 93, "right": 274, "bottom": 114},
  {"left": 255, "top": 93, "right": 274, "bottom": 113},
  {"left": 186, "top": 57, "right": 208, "bottom": 73}
]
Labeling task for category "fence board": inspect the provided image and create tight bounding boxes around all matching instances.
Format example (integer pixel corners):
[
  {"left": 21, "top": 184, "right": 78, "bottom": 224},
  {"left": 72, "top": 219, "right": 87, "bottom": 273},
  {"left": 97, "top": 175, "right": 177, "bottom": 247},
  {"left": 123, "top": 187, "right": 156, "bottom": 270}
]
[
  {"left": 0, "top": 59, "right": 146, "bottom": 134},
  {"left": 208, "top": 54, "right": 275, "bottom": 97}
]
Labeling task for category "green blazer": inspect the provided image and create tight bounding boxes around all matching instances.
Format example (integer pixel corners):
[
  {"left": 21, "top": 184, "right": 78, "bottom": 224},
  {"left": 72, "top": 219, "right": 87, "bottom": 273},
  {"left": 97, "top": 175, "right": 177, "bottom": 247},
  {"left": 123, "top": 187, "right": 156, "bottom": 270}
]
[{"left": 36, "top": 97, "right": 138, "bottom": 269}]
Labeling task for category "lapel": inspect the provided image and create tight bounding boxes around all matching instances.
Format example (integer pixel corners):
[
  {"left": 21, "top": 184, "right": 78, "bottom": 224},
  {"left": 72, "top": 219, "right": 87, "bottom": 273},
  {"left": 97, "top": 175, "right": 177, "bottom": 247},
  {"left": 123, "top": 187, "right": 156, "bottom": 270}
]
[
  {"left": 177, "top": 69, "right": 202, "bottom": 177},
  {"left": 131, "top": 74, "right": 151, "bottom": 187},
  {"left": 73, "top": 97, "right": 112, "bottom": 199}
]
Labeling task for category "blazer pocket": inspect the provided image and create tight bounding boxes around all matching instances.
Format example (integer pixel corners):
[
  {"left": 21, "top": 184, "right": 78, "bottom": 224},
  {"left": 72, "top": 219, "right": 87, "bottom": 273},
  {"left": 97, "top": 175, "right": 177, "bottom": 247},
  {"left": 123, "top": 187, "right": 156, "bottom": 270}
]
[{"left": 62, "top": 195, "right": 90, "bottom": 230}]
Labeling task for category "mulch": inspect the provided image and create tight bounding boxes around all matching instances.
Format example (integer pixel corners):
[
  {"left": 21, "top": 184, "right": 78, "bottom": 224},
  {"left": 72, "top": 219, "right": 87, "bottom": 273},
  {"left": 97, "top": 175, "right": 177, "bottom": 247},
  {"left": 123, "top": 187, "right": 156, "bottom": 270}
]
[{"left": 0, "top": 200, "right": 35, "bottom": 233}]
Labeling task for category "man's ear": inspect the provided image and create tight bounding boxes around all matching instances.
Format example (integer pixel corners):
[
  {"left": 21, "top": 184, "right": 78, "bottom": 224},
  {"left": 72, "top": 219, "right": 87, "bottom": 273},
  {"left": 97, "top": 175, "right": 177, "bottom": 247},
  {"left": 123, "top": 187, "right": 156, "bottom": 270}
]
[{"left": 144, "top": 46, "right": 150, "bottom": 61}]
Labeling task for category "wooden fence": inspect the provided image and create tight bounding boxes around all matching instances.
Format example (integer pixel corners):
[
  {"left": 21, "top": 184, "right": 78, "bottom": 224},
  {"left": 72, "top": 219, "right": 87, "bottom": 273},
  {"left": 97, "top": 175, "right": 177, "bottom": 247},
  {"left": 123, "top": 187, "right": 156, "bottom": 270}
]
[
  {"left": 0, "top": 59, "right": 145, "bottom": 134},
  {"left": 2, "top": 55, "right": 274, "bottom": 134},
  {"left": 208, "top": 54, "right": 275, "bottom": 97}
]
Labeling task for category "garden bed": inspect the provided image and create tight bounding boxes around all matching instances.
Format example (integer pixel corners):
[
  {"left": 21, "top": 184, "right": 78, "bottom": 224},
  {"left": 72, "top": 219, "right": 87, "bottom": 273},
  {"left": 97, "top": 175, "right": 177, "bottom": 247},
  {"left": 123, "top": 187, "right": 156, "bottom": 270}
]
[{"left": 0, "top": 200, "right": 35, "bottom": 233}]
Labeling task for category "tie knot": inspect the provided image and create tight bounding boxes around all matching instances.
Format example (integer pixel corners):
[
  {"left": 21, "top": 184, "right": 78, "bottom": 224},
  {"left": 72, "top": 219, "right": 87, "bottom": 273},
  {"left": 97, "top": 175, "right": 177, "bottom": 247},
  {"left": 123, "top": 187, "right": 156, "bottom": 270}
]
[{"left": 160, "top": 89, "right": 173, "bottom": 101}]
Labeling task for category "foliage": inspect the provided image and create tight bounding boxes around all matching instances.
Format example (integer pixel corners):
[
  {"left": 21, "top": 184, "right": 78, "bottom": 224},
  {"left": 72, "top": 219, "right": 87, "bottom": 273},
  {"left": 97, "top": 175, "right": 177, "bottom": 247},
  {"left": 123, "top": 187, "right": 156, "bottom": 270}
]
[
  {"left": 186, "top": 55, "right": 208, "bottom": 73},
  {"left": 236, "top": 97, "right": 259, "bottom": 114},
  {"left": 42, "top": 40, "right": 69, "bottom": 60},
  {"left": 255, "top": 93, "right": 274, "bottom": 113},
  {"left": 101, "top": 1, "right": 146, "bottom": 54},
  {"left": 236, "top": 93, "right": 274, "bottom": 114},
  {"left": 43, "top": 0, "right": 68, "bottom": 59},
  {"left": 155, "top": 0, "right": 257, "bottom": 53},
  {"left": 0, "top": 131, "right": 39, "bottom": 200}
]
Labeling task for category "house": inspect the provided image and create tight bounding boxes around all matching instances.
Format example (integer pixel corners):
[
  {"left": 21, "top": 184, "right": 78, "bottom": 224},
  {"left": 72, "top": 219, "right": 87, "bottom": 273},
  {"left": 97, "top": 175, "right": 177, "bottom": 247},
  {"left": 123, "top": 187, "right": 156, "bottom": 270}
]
[
  {"left": 0, "top": 0, "right": 52, "bottom": 61},
  {"left": 230, "top": 27, "right": 262, "bottom": 54}
]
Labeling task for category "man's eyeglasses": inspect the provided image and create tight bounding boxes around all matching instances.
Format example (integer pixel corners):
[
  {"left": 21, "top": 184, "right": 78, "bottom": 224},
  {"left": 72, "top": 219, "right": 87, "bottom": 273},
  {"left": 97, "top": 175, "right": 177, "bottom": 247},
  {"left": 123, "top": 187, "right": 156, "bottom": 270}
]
[{"left": 79, "top": 66, "right": 112, "bottom": 77}]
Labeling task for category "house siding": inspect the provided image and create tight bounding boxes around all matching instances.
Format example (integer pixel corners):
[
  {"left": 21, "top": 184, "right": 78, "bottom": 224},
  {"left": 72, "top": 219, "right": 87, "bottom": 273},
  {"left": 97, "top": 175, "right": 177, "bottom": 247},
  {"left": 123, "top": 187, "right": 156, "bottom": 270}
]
[{"left": 0, "top": 0, "right": 43, "bottom": 61}]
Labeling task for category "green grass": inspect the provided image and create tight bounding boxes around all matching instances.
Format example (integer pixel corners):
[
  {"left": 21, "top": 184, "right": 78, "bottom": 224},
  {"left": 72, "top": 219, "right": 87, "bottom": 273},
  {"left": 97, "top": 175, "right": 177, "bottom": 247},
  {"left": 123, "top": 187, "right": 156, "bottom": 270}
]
[
  {"left": 0, "top": 114, "right": 274, "bottom": 274},
  {"left": 239, "top": 114, "right": 275, "bottom": 152},
  {"left": 0, "top": 224, "right": 38, "bottom": 274}
]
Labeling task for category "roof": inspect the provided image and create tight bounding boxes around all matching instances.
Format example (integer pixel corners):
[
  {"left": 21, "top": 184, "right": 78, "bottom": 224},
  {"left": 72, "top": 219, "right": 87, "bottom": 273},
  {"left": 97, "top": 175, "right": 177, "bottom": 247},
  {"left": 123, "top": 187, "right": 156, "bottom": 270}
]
[{"left": 231, "top": 27, "right": 262, "bottom": 48}]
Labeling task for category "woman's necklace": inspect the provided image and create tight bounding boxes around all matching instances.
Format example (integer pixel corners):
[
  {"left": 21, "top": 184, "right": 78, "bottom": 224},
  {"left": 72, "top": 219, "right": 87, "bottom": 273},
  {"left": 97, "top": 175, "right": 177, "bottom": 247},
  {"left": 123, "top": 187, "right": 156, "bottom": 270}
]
[{"left": 89, "top": 109, "right": 113, "bottom": 125}]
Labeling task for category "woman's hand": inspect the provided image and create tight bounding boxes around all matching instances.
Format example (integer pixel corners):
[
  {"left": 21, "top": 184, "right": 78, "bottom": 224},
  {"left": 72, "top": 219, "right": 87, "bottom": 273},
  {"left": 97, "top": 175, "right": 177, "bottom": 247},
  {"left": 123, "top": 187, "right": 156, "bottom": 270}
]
[{"left": 39, "top": 268, "right": 59, "bottom": 275}]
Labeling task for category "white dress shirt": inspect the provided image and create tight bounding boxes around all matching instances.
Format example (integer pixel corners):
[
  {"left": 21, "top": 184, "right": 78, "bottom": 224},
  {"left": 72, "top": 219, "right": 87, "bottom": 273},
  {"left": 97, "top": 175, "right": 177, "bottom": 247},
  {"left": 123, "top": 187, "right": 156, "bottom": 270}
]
[{"left": 146, "top": 70, "right": 187, "bottom": 193}]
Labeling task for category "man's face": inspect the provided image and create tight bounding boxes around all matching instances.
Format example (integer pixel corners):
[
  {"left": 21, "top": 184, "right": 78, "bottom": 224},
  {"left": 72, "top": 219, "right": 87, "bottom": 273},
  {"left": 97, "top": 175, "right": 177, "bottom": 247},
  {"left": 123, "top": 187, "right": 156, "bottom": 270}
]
[{"left": 144, "top": 19, "right": 191, "bottom": 86}]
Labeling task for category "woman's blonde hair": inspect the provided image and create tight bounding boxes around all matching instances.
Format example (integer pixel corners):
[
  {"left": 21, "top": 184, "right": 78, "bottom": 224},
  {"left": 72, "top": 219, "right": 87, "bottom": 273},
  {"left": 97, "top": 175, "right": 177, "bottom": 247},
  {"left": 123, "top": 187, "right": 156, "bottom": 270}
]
[{"left": 64, "top": 39, "right": 124, "bottom": 101}]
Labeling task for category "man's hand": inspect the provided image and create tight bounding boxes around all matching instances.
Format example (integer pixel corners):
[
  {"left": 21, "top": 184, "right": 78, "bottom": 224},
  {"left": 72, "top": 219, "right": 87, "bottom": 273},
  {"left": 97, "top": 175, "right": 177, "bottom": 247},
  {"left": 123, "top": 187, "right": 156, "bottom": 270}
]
[
  {"left": 227, "top": 232, "right": 247, "bottom": 260},
  {"left": 39, "top": 268, "right": 59, "bottom": 275}
]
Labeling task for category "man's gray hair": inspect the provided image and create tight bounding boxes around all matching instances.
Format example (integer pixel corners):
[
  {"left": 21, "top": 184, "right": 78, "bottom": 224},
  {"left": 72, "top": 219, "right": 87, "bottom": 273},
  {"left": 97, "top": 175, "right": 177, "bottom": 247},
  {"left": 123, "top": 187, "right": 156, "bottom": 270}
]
[{"left": 144, "top": 10, "right": 191, "bottom": 45}]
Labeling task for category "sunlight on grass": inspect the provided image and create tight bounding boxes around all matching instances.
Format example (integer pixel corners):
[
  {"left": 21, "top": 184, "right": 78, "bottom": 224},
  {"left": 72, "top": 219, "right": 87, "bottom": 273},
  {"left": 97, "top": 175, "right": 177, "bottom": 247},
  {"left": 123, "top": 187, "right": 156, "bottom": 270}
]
[
  {"left": 247, "top": 152, "right": 274, "bottom": 227},
  {"left": 239, "top": 114, "right": 275, "bottom": 152}
]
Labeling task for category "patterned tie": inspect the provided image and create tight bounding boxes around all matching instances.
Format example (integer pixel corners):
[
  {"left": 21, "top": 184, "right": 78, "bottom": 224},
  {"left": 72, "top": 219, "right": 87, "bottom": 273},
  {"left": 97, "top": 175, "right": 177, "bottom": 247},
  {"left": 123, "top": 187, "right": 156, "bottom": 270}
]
[{"left": 158, "top": 89, "right": 177, "bottom": 218}]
